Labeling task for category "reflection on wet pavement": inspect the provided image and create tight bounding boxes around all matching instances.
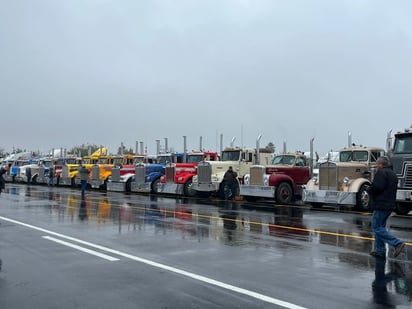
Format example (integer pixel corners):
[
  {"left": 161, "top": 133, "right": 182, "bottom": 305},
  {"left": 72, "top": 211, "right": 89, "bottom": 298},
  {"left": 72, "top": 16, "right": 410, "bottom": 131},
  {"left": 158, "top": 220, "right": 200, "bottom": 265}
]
[
  {"left": 5, "top": 185, "right": 410, "bottom": 252},
  {"left": 2, "top": 184, "right": 412, "bottom": 308},
  {"left": 370, "top": 258, "right": 412, "bottom": 307},
  {"left": 5, "top": 186, "right": 412, "bottom": 261}
]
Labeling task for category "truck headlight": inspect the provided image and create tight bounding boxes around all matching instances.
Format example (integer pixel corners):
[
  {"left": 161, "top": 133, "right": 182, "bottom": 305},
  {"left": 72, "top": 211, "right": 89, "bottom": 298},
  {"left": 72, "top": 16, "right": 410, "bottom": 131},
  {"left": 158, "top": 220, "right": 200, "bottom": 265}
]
[
  {"left": 343, "top": 177, "right": 350, "bottom": 186},
  {"left": 211, "top": 175, "right": 219, "bottom": 182}
]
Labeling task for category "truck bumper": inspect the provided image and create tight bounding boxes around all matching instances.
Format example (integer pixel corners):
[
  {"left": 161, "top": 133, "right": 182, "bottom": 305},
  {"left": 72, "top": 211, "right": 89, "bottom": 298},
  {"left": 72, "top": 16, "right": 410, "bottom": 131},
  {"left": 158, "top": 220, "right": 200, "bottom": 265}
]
[
  {"left": 193, "top": 182, "right": 219, "bottom": 192},
  {"left": 59, "top": 178, "right": 73, "bottom": 186},
  {"left": 130, "top": 181, "right": 151, "bottom": 193},
  {"left": 302, "top": 189, "right": 356, "bottom": 205},
  {"left": 396, "top": 189, "right": 412, "bottom": 201},
  {"left": 89, "top": 180, "right": 104, "bottom": 189},
  {"left": 4, "top": 175, "right": 15, "bottom": 182},
  {"left": 157, "top": 183, "right": 184, "bottom": 195},
  {"left": 239, "top": 185, "right": 275, "bottom": 198},
  {"left": 15, "top": 175, "right": 27, "bottom": 183},
  {"left": 107, "top": 181, "right": 126, "bottom": 192}
]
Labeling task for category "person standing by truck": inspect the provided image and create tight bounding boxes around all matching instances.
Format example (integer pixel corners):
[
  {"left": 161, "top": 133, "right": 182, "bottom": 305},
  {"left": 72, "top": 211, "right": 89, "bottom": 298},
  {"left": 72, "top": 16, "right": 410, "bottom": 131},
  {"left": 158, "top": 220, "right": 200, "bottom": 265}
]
[
  {"left": 26, "top": 167, "right": 32, "bottom": 185},
  {"left": 222, "top": 166, "right": 238, "bottom": 200},
  {"left": 368, "top": 156, "right": 406, "bottom": 259},
  {"left": 0, "top": 167, "right": 6, "bottom": 195},
  {"left": 48, "top": 165, "right": 54, "bottom": 186}
]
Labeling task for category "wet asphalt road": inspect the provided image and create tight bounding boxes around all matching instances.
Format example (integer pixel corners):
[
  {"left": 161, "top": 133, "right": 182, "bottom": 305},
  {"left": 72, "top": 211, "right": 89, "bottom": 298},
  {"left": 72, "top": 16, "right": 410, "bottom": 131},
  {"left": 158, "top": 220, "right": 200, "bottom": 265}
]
[{"left": 0, "top": 184, "right": 411, "bottom": 309}]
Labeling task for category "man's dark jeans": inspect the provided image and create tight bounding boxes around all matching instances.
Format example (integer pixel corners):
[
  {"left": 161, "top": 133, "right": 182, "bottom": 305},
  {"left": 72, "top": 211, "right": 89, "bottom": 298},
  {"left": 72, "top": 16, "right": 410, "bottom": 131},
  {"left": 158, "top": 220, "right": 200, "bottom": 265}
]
[
  {"left": 372, "top": 209, "right": 403, "bottom": 254},
  {"left": 81, "top": 180, "right": 87, "bottom": 196}
]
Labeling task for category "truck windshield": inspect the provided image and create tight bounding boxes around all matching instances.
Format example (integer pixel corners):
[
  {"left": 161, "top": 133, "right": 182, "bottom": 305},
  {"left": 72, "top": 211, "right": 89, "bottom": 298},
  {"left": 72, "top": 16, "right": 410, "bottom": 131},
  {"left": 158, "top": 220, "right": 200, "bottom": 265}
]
[
  {"left": 393, "top": 136, "right": 412, "bottom": 154},
  {"left": 221, "top": 151, "right": 240, "bottom": 161},
  {"left": 340, "top": 151, "right": 352, "bottom": 162},
  {"left": 133, "top": 156, "right": 145, "bottom": 164},
  {"left": 58, "top": 158, "right": 80, "bottom": 165},
  {"left": 42, "top": 161, "right": 52, "bottom": 167},
  {"left": 340, "top": 151, "right": 368, "bottom": 162},
  {"left": 272, "top": 155, "right": 295, "bottom": 165},
  {"left": 113, "top": 158, "right": 123, "bottom": 166},
  {"left": 97, "top": 158, "right": 112, "bottom": 164},
  {"left": 157, "top": 155, "right": 173, "bottom": 164},
  {"left": 187, "top": 154, "right": 203, "bottom": 163}
]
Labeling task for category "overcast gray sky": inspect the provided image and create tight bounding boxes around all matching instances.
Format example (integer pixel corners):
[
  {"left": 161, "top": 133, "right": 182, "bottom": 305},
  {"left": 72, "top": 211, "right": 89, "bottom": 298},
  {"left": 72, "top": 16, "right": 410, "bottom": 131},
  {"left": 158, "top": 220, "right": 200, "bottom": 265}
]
[{"left": 1, "top": 0, "right": 411, "bottom": 156}]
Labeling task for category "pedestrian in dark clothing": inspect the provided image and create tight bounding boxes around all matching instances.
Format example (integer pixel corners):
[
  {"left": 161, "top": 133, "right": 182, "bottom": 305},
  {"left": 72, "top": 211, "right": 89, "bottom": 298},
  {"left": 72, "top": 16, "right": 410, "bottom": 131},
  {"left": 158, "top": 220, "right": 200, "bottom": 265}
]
[
  {"left": 0, "top": 167, "right": 6, "bottom": 195},
  {"left": 26, "top": 167, "right": 32, "bottom": 185},
  {"left": 48, "top": 166, "right": 54, "bottom": 186},
  {"left": 222, "top": 166, "right": 238, "bottom": 200},
  {"left": 368, "top": 156, "right": 405, "bottom": 259},
  {"left": 79, "top": 165, "right": 89, "bottom": 197}
]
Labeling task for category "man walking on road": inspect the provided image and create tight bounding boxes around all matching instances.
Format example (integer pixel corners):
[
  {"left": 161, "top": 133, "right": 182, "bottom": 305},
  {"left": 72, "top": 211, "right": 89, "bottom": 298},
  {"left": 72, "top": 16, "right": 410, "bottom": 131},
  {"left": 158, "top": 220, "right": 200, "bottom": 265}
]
[
  {"left": 79, "top": 165, "right": 89, "bottom": 197},
  {"left": 369, "top": 156, "right": 406, "bottom": 259}
]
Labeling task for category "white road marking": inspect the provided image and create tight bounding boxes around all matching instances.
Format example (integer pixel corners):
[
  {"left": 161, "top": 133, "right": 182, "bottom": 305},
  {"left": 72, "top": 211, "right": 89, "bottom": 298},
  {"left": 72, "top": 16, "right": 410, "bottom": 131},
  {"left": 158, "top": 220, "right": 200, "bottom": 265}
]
[
  {"left": 0, "top": 215, "right": 307, "bottom": 309},
  {"left": 42, "top": 236, "right": 119, "bottom": 261}
]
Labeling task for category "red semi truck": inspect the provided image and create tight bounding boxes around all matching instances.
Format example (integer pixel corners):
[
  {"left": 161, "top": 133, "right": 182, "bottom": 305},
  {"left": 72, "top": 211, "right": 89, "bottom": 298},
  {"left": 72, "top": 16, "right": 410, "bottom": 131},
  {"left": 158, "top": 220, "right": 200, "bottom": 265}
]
[
  {"left": 240, "top": 152, "right": 312, "bottom": 204},
  {"left": 158, "top": 151, "right": 220, "bottom": 197}
]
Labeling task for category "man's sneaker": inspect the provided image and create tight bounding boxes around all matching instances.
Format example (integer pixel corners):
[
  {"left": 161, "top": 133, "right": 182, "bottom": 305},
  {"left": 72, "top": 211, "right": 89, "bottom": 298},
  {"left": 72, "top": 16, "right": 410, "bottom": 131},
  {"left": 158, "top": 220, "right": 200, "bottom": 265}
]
[
  {"left": 394, "top": 242, "right": 406, "bottom": 258},
  {"left": 370, "top": 251, "right": 386, "bottom": 259}
]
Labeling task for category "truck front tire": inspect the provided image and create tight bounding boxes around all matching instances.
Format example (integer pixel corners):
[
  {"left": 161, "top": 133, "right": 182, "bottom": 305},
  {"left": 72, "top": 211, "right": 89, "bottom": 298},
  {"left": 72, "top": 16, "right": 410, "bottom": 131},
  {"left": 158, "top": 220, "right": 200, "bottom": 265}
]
[
  {"left": 276, "top": 182, "right": 293, "bottom": 205},
  {"left": 394, "top": 202, "right": 411, "bottom": 215},
  {"left": 355, "top": 184, "right": 370, "bottom": 211}
]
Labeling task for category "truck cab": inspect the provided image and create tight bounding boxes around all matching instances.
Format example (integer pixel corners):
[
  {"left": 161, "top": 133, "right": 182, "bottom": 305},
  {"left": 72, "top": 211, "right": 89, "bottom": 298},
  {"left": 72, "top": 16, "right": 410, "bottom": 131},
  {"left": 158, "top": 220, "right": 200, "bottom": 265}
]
[
  {"left": 107, "top": 155, "right": 159, "bottom": 192},
  {"left": 88, "top": 156, "right": 114, "bottom": 189},
  {"left": 240, "top": 152, "right": 311, "bottom": 204},
  {"left": 90, "top": 154, "right": 135, "bottom": 190},
  {"left": 60, "top": 152, "right": 101, "bottom": 187},
  {"left": 387, "top": 126, "right": 412, "bottom": 214},
  {"left": 158, "top": 151, "right": 220, "bottom": 197},
  {"left": 303, "top": 146, "right": 385, "bottom": 211},
  {"left": 192, "top": 147, "right": 272, "bottom": 197},
  {"left": 54, "top": 156, "right": 82, "bottom": 185},
  {"left": 14, "top": 158, "right": 41, "bottom": 184}
]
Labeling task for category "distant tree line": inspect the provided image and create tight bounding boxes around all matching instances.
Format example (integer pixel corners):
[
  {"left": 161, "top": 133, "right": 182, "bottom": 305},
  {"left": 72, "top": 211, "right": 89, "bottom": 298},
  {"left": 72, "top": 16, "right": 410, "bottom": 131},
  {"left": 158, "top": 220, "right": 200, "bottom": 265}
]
[
  {"left": 265, "top": 142, "right": 275, "bottom": 153},
  {"left": 1, "top": 142, "right": 276, "bottom": 159},
  {"left": 69, "top": 144, "right": 101, "bottom": 157}
]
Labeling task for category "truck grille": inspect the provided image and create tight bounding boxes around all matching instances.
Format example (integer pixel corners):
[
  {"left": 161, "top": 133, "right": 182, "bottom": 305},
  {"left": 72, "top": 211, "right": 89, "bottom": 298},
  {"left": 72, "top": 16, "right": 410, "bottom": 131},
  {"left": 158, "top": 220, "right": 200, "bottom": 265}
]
[
  {"left": 165, "top": 164, "right": 175, "bottom": 182},
  {"left": 38, "top": 166, "right": 45, "bottom": 178},
  {"left": 197, "top": 162, "right": 212, "bottom": 183},
  {"left": 319, "top": 162, "right": 338, "bottom": 190},
  {"left": 405, "top": 164, "right": 412, "bottom": 188},
  {"left": 62, "top": 166, "right": 69, "bottom": 178},
  {"left": 250, "top": 166, "right": 265, "bottom": 185},
  {"left": 135, "top": 165, "right": 146, "bottom": 183},
  {"left": 111, "top": 168, "right": 120, "bottom": 181},
  {"left": 91, "top": 165, "right": 100, "bottom": 180}
]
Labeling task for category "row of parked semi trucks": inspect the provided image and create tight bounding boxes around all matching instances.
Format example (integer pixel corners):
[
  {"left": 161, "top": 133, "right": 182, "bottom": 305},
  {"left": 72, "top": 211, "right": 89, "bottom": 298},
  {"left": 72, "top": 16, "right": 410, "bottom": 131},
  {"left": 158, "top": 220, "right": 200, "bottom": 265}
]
[{"left": 2, "top": 126, "right": 412, "bottom": 215}]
